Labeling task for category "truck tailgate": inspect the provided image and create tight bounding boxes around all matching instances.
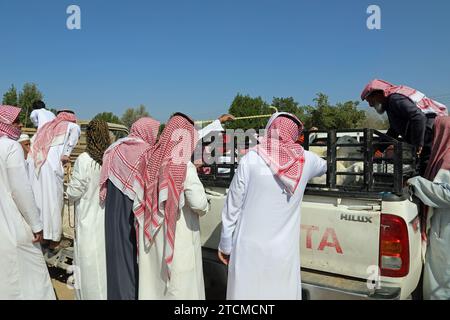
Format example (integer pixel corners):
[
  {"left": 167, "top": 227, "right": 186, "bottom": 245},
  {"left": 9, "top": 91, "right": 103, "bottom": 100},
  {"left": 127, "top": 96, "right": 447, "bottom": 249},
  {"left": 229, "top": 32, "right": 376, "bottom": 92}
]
[
  {"left": 201, "top": 188, "right": 382, "bottom": 281},
  {"left": 301, "top": 194, "right": 381, "bottom": 280}
]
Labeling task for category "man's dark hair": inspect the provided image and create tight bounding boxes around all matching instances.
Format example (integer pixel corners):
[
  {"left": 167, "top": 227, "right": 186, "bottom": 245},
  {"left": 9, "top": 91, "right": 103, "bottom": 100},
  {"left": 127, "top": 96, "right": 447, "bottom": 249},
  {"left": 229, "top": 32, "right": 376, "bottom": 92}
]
[
  {"left": 366, "top": 90, "right": 385, "bottom": 99},
  {"left": 57, "top": 109, "right": 75, "bottom": 115},
  {"left": 32, "top": 100, "right": 46, "bottom": 110},
  {"left": 171, "top": 112, "right": 194, "bottom": 125},
  {"left": 278, "top": 114, "right": 302, "bottom": 127}
]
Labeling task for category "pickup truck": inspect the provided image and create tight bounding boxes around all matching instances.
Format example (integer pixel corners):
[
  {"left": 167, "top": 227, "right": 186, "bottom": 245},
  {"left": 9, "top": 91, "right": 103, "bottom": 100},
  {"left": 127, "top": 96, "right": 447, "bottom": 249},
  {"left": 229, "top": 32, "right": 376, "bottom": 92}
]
[{"left": 198, "top": 129, "right": 423, "bottom": 300}]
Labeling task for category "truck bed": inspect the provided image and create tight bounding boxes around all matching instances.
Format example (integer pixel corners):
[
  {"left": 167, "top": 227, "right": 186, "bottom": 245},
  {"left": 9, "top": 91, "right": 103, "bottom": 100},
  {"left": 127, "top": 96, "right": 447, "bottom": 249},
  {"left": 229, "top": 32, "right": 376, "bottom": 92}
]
[{"left": 198, "top": 128, "right": 422, "bottom": 300}]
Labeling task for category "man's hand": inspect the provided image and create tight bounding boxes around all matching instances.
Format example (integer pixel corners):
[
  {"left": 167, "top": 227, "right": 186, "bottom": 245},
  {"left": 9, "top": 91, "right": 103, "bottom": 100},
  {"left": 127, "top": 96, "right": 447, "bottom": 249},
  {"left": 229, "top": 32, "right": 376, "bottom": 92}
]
[
  {"left": 218, "top": 250, "right": 230, "bottom": 266},
  {"left": 218, "top": 114, "right": 235, "bottom": 124},
  {"left": 194, "top": 160, "right": 203, "bottom": 169},
  {"left": 374, "top": 150, "right": 383, "bottom": 158},
  {"left": 32, "top": 231, "right": 44, "bottom": 244},
  {"left": 61, "top": 155, "right": 70, "bottom": 165},
  {"left": 417, "top": 146, "right": 423, "bottom": 157},
  {"left": 384, "top": 145, "right": 395, "bottom": 159},
  {"left": 49, "top": 240, "right": 61, "bottom": 250}
]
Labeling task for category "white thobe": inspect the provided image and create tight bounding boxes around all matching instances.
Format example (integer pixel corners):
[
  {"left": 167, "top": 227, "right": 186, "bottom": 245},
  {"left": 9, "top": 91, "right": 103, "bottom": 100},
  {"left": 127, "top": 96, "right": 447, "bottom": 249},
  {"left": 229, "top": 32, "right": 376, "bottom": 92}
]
[
  {"left": 0, "top": 136, "right": 55, "bottom": 300},
  {"left": 219, "top": 150, "right": 327, "bottom": 300},
  {"left": 28, "top": 122, "right": 81, "bottom": 241},
  {"left": 138, "top": 162, "right": 210, "bottom": 300},
  {"left": 66, "top": 152, "right": 107, "bottom": 300},
  {"left": 408, "top": 169, "right": 450, "bottom": 300},
  {"left": 197, "top": 120, "right": 224, "bottom": 141},
  {"left": 30, "top": 109, "right": 56, "bottom": 130},
  {"left": 136, "top": 120, "right": 222, "bottom": 300}
]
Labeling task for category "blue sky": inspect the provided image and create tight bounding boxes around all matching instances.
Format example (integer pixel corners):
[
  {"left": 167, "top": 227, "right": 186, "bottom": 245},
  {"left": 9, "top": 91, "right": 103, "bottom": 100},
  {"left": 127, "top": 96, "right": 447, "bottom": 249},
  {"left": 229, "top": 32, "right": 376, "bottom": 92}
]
[{"left": 1, "top": 0, "right": 449, "bottom": 122}]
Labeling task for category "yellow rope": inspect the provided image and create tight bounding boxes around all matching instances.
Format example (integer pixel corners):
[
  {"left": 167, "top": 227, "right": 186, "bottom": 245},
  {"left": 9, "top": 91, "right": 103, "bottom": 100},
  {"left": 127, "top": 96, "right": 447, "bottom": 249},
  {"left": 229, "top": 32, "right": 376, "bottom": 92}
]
[
  {"left": 195, "top": 114, "right": 275, "bottom": 125},
  {"left": 195, "top": 107, "right": 278, "bottom": 125}
]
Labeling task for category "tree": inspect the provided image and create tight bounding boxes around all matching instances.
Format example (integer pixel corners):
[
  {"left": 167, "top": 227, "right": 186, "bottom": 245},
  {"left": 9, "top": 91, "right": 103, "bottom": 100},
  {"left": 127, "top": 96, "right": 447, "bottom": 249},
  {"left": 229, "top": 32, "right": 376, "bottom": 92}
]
[
  {"left": 2, "top": 84, "right": 18, "bottom": 106},
  {"left": 334, "top": 101, "right": 366, "bottom": 129},
  {"left": 225, "top": 93, "right": 367, "bottom": 131},
  {"left": 158, "top": 123, "right": 166, "bottom": 135},
  {"left": 306, "top": 93, "right": 366, "bottom": 130},
  {"left": 93, "top": 112, "right": 123, "bottom": 124},
  {"left": 226, "top": 94, "right": 271, "bottom": 130},
  {"left": 271, "top": 97, "right": 308, "bottom": 124},
  {"left": 121, "top": 104, "right": 150, "bottom": 129},
  {"left": 359, "top": 109, "right": 389, "bottom": 130},
  {"left": 18, "top": 83, "right": 43, "bottom": 127}
]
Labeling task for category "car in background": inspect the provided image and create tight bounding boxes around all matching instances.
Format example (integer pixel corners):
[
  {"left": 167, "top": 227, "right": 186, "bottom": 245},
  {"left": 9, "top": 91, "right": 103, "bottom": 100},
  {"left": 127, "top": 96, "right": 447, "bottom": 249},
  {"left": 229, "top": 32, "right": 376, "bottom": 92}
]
[
  {"left": 22, "top": 121, "right": 129, "bottom": 273},
  {"left": 22, "top": 121, "right": 129, "bottom": 165}
]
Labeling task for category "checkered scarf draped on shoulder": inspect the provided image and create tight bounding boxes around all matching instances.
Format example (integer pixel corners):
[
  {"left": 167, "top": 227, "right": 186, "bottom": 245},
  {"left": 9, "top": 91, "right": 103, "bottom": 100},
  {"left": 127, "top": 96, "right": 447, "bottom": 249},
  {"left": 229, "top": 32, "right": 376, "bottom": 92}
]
[
  {"left": 361, "top": 79, "right": 448, "bottom": 116},
  {"left": 30, "top": 111, "right": 77, "bottom": 174},
  {"left": 0, "top": 105, "right": 21, "bottom": 140},
  {"left": 99, "top": 117, "right": 160, "bottom": 204},
  {"left": 140, "top": 113, "right": 197, "bottom": 279},
  {"left": 252, "top": 112, "right": 305, "bottom": 194}
]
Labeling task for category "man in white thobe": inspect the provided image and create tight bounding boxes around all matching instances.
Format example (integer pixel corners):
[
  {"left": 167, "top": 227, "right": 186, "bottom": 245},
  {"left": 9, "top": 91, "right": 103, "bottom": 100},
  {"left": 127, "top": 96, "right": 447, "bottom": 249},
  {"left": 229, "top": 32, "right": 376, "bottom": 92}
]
[
  {"left": 0, "top": 105, "right": 55, "bottom": 300},
  {"left": 18, "top": 134, "right": 31, "bottom": 159},
  {"left": 30, "top": 100, "right": 56, "bottom": 130},
  {"left": 407, "top": 116, "right": 450, "bottom": 300},
  {"left": 67, "top": 119, "right": 111, "bottom": 300},
  {"left": 138, "top": 113, "right": 233, "bottom": 300},
  {"left": 218, "top": 112, "right": 327, "bottom": 300},
  {"left": 28, "top": 110, "right": 81, "bottom": 245}
]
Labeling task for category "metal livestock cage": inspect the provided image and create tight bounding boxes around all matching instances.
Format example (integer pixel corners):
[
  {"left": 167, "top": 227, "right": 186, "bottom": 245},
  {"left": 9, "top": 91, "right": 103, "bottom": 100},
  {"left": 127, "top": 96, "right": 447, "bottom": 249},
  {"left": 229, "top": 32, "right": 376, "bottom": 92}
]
[{"left": 197, "top": 129, "right": 419, "bottom": 198}]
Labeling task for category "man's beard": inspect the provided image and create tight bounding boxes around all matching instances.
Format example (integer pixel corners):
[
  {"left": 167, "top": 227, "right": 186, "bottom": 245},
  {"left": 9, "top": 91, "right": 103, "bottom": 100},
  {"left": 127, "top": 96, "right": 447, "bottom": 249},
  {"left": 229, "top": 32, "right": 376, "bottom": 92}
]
[{"left": 373, "top": 103, "right": 385, "bottom": 115}]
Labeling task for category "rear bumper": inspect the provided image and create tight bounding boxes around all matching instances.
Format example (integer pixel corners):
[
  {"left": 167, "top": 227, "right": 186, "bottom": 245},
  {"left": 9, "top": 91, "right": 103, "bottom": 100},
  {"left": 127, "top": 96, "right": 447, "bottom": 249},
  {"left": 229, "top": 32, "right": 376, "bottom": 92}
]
[
  {"left": 301, "top": 269, "right": 401, "bottom": 300},
  {"left": 202, "top": 247, "right": 403, "bottom": 300}
]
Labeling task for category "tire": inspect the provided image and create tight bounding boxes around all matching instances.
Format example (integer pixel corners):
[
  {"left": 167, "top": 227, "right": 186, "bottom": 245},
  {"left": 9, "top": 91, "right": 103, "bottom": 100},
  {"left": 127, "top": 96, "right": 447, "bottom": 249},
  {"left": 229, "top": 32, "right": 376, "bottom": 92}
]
[{"left": 202, "top": 247, "right": 228, "bottom": 300}]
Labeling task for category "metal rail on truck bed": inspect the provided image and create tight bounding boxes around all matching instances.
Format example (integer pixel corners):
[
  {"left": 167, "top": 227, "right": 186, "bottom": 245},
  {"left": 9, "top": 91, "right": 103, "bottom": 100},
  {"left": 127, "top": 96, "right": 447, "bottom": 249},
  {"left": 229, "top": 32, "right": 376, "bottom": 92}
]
[{"left": 197, "top": 129, "right": 419, "bottom": 198}]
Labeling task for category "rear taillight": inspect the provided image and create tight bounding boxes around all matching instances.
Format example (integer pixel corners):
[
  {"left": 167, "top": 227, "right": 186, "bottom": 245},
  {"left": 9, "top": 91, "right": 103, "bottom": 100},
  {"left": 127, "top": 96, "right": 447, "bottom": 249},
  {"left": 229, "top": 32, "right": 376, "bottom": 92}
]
[{"left": 379, "top": 214, "right": 410, "bottom": 277}]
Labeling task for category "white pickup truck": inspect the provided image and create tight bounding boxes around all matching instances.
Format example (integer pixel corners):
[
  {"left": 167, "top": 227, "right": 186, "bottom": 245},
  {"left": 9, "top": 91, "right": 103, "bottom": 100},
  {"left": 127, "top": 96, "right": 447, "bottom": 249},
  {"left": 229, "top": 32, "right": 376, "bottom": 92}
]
[{"left": 198, "top": 129, "right": 423, "bottom": 300}]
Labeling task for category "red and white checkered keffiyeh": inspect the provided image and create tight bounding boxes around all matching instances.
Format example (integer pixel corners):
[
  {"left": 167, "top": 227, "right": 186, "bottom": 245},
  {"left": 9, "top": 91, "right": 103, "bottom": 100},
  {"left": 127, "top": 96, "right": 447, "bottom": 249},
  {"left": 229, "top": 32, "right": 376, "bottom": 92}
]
[
  {"left": 30, "top": 111, "right": 77, "bottom": 174},
  {"left": 361, "top": 79, "right": 448, "bottom": 117},
  {"left": 251, "top": 112, "right": 305, "bottom": 194},
  {"left": 0, "top": 105, "right": 21, "bottom": 141},
  {"left": 140, "top": 114, "right": 197, "bottom": 278},
  {"left": 99, "top": 117, "right": 161, "bottom": 206}
]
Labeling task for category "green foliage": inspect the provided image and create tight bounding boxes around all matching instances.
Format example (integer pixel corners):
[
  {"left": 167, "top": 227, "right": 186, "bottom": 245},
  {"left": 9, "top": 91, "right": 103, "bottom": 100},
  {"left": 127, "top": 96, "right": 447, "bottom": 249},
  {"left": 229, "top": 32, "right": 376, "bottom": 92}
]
[
  {"left": 93, "top": 112, "right": 123, "bottom": 124},
  {"left": 2, "top": 83, "right": 55, "bottom": 127},
  {"left": 18, "top": 83, "right": 43, "bottom": 127},
  {"left": 306, "top": 93, "right": 366, "bottom": 130},
  {"left": 226, "top": 94, "right": 271, "bottom": 130},
  {"left": 121, "top": 104, "right": 150, "bottom": 129},
  {"left": 158, "top": 123, "right": 166, "bottom": 135},
  {"left": 0, "top": 83, "right": 372, "bottom": 133},
  {"left": 2, "top": 84, "right": 18, "bottom": 106},
  {"left": 226, "top": 93, "right": 367, "bottom": 131},
  {"left": 359, "top": 109, "right": 390, "bottom": 130},
  {"left": 272, "top": 96, "right": 309, "bottom": 124}
]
